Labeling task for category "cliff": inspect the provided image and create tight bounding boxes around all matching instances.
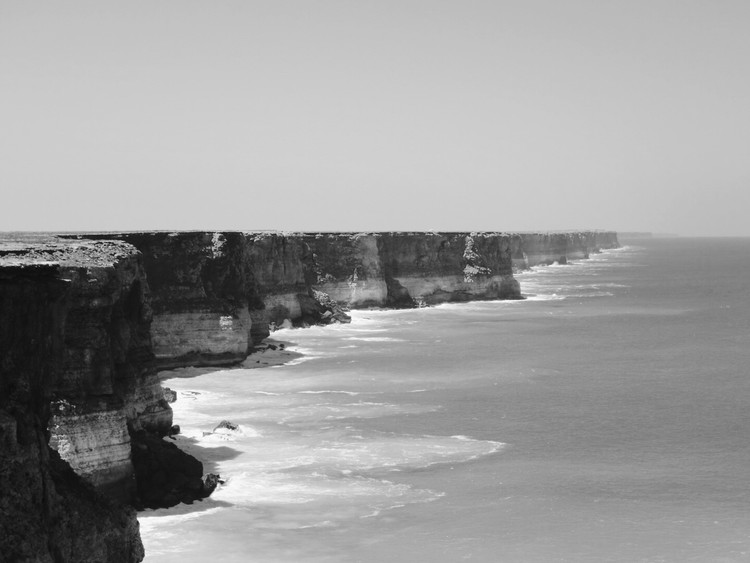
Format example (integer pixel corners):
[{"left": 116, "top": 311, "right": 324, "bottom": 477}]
[
  {"left": 68, "top": 230, "right": 617, "bottom": 367},
  {"left": 99, "top": 232, "right": 254, "bottom": 370},
  {"left": 70, "top": 231, "right": 524, "bottom": 363},
  {"left": 0, "top": 241, "right": 144, "bottom": 562},
  {"left": 42, "top": 240, "right": 172, "bottom": 504},
  {"left": 510, "top": 231, "right": 619, "bottom": 269},
  {"left": 0, "top": 236, "right": 227, "bottom": 561}
]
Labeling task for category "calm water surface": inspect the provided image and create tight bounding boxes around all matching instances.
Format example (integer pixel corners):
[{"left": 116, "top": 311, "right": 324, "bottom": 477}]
[{"left": 140, "top": 238, "right": 750, "bottom": 562}]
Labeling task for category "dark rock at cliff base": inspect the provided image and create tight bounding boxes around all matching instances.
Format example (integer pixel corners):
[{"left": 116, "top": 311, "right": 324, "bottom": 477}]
[
  {"left": 163, "top": 387, "right": 178, "bottom": 403},
  {"left": 299, "top": 289, "right": 352, "bottom": 325},
  {"left": 130, "top": 430, "right": 212, "bottom": 509},
  {"left": 385, "top": 276, "right": 418, "bottom": 308},
  {"left": 202, "top": 473, "right": 221, "bottom": 496}
]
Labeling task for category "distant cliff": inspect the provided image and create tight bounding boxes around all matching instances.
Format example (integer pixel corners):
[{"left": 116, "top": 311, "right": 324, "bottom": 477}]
[
  {"left": 0, "top": 229, "right": 617, "bottom": 562},
  {"left": 510, "top": 231, "right": 620, "bottom": 269}
]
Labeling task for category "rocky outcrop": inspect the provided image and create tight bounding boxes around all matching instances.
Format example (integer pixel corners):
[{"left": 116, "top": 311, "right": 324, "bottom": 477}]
[
  {"left": 130, "top": 430, "right": 218, "bottom": 509},
  {"left": 0, "top": 248, "right": 144, "bottom": 562}
]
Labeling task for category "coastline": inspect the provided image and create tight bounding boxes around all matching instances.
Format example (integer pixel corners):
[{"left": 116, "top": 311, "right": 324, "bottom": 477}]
[
  {"left": 0, "top": 230, "right": 618, "bottom": 562},
  {"left": 136, "top": 246, "right": 626, "bottom": 561},
  {"left": 146, "top": 244, "right": 627, "bottom": 491}
]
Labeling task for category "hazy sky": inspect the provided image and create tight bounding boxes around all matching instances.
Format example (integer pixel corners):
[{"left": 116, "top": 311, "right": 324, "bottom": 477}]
[{"left": 2, "top": 1, "right": 749, "bottom": 235}]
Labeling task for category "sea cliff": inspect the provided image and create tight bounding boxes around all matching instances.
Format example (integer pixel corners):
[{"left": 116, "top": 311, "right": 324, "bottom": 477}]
[
  {"left": 74, "top": 230, "right": 617, "bottom": 367},
  {"left": 0, "top": 240, "right": 146, "bottom": 562},
  {"left": 0, "top": 230, "right": 617, "bottom": 561}
]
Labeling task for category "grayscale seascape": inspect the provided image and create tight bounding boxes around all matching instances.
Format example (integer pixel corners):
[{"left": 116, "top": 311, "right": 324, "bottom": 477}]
[
  {"left": 140, "top": 238, "right": 750, "bottom": 562},
  {"left": 4, "top": 2, "right": 750, "bottom": 561}
]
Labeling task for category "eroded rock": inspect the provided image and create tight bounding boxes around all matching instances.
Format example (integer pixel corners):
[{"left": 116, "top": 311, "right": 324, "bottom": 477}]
[{"left": 130, "top": 430, "right": 215, "bottom": 509}]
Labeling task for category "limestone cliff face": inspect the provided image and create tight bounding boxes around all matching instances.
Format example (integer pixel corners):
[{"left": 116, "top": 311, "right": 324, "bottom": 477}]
[
  {"left": 84, "top": 232, "right": 253, "bottom": 370},
  {"left": 302, "top": 233, "right": 388, "bottom": 307},
  {"left": 0, "top": 249, "right": 144, "bottom": 562},
  {"left": 68, "top": 231, "right": 618, "bottom": 369},
  {"left": 294, "top": 232, "right": 521, "bottom": 306},
  {"left": 302, "top": 231, "right": 617, "bottom": 306},
  {"left": 377, "top": 232, "right": 521, "bottom": 305},
  {"left": 27, "top": 240, "right": 172, "bottom": 505},
  {"left": 243, "top": 232, "right": 328, "bottom": 343},
  {"left": 82, "top": 232, "right": 351, "bottom": 356},
  {"left": 267, "top": 232, "right": 521, "bottom": 309},
  {"left": 2, "top": 237, "right": 214, "bottom": 518},
  {"left": 511, "top": 231, "right": 619, "bottom": 270}
]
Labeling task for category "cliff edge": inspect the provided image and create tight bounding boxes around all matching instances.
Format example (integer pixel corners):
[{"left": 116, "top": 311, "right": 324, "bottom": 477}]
[{"left": 0, "top": 240, "right": 145, "bottom": 562}]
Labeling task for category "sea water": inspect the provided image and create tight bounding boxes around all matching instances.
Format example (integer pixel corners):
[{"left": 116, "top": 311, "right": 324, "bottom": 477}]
[{"left": 139, "top": 238, "right": 750, "bottom": 562}]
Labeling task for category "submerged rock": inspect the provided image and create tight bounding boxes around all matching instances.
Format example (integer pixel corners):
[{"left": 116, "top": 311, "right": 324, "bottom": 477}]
[
  {"left": 202, "top": 473, "right": 221, "bottom": 496},
  {"left": 214, "top": 420, "right": 240, "bottom": 433}
]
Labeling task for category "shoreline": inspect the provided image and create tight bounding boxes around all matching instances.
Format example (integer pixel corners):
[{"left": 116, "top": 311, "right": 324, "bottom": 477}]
[{"left": 137, "top": 244, "right": 630, "bottom": 562}]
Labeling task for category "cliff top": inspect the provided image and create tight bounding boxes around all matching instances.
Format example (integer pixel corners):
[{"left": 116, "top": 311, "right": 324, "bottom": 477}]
[
  {"left": 0, "top": 235, "right": 138, "bottom": 269},
  {"left": 2, "top": 230, "right": 619, "bottom": 242}
]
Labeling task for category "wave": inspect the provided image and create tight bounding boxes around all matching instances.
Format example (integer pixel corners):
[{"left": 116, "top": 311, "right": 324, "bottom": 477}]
[
  {"left": 275, "top": 402, "right": 440, "bottom": 424},
  {"left": 343, "top": 336, "right": 405, "bottom": 342},
  {"left": 284, "top": 431, "right": 506, "bottom": 473},
  {"left": 193, "top": 427, "right": 505, "bottom": 530},
  {"left": 210, "top": 470, "right": 444, "bottom": 530},
  {"left": 434, "top": 299, "right": 526, "bottom": 312},
  {"left": 523, "top": 293, "right": 566, "bottom": 301},
  {"left": 297, "top": 390, "right": 378, "bottom": 396}
]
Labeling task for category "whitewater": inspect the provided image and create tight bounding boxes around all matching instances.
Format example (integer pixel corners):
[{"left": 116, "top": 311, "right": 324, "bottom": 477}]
[{"left": 140, "top": 238, "right": 750, "bottom": 562}]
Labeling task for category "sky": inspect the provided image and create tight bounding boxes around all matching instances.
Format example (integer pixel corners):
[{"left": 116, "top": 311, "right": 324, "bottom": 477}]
[{"left": 1, "top": 1, "right": 749, "bottom": 236}]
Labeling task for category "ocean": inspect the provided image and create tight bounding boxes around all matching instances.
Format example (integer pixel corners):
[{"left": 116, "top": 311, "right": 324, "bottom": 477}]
[{"left": 139, "top": 237, "right": 750, "bottom": 562}]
